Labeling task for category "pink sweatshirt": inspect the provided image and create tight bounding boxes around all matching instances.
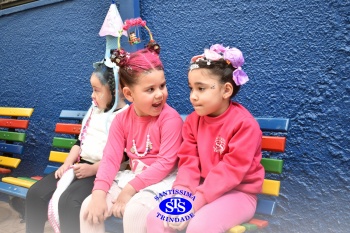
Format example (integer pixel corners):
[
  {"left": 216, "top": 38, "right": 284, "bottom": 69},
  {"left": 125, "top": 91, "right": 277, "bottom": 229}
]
[
  {"left": 93, "top": 103, "right": 183, "bottom": 192},
  {"left": 173, "top": 102, "right": 264, "bottom": 212}
]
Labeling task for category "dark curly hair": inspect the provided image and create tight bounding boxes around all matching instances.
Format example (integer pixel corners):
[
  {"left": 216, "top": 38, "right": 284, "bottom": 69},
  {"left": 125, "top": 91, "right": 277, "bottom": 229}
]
[
  {"left": 189, "top": 58, "right": 241, "bottom": 98},
  {"left": 93, "top": 63, "right": 116, "bottom": 111}
]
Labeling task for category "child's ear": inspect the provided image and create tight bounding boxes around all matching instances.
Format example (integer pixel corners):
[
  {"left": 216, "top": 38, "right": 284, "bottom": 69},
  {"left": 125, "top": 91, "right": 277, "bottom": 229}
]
[
  {"left": 223, "top": 82, "right": 233, "bottom": 99},
  {"left": 123, "top": 87, "right": 134, "bottom": 102}
]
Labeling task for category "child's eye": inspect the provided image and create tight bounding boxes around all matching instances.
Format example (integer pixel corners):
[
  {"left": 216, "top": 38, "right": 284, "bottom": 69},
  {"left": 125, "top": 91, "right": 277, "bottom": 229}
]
[
  {"left": 147, "top": 88, "right": 154, "bottom": 93},
  {"left": 160, "top": 84, "right": 166, "bottom": 89},
  {"left": 198, "top": 87, "right": 205, "bottom": 91}
]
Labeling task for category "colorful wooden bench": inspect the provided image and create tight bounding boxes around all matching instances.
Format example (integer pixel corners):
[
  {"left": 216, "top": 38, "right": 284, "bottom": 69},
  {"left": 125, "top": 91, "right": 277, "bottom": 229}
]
[
  {"left": 0, "top": 107, "right": 34, "bottom": 197},
  {"left": 0, "top": 110, "right": 86, "bottom": 199},
  {"left": 221, "top": 116, "right": 290, "bottom": 233}
]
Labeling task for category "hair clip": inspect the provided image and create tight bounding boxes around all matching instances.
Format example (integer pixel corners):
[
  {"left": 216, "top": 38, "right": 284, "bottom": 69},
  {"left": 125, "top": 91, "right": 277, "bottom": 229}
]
[{"left": 190, "top": 63, "right": 199, "bottom": 71}]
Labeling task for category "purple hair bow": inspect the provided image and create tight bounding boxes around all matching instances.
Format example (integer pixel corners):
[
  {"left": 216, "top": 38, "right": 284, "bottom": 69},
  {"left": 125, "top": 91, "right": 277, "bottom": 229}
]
[{"left": 207, "top": 44, "right": 249, "bottom": 86}]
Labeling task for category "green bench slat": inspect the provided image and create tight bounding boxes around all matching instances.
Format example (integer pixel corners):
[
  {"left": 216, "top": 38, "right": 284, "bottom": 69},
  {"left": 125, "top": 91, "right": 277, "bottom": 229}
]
[
  {"left": 241, "top": 223, "right": 258, "bottom": 231},
  {"left": 0, "top": 142, "right": 24, "bottom": 154},
  {"left": 261, "top": 158, "right": 283, "bottom": 174},
  {"left": 0, "top": 131, "right": 26, "bottom": 142},
  {"left": 59, "top": 110, "right": 87, "bottom": 120},
  {"left": 52, "top": 137, "right": 77, "bottom": 149}
]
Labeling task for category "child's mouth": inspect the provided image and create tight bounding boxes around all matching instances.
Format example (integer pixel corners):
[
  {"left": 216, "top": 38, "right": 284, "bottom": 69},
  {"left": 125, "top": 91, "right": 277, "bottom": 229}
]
[
  {"left": 92, "top": 100, "right": 98, "bottom": 107},
  {"left": 152, "top": 102, "right": 162, "bottom": 108}
]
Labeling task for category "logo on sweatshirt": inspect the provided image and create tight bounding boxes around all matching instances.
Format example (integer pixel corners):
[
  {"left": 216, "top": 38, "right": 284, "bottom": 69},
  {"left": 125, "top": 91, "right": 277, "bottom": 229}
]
[
  {"left": 154, "top": 189, "right": 195, "bottom": 223},
  {"left": 213, "top": 135, "right": 225, "bottom": 155}
]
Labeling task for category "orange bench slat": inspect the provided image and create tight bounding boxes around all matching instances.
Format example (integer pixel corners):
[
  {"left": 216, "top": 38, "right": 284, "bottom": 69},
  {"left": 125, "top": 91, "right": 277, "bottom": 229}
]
[
  {"left": 262, "top": 136, "right": 286, "bottom": 152},
  {"left": 55, "top": 123, "right": 81, "bottom": 135}
]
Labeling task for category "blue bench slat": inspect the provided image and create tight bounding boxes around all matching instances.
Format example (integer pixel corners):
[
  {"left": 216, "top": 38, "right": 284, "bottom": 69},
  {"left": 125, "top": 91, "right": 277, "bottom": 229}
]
[
  {"left": 180, "top": 115, "right": 289, "bottom": 132},
  {"left": 255, "top": 118, "right": 290, "bottom": 132},
  {"left": 59, "top": 110, "right": 87, "bottom": 120},
  {"left": 44, "top": 165, "right": 59, "bottom": 175},
  {"left": 255, "top": 198, "right": 276, "bottom": 215},
  {"left": 0, "top": 142, "right": 23, "bottom": 154},
  {"left": 0, "top": 181, "right": 27, "bottom": 199}
]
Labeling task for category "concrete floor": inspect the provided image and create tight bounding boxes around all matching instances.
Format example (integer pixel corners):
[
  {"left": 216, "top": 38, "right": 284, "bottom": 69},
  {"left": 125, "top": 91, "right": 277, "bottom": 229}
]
[{"left": 0, "top": 199, "right": 54, "bottom": 233}]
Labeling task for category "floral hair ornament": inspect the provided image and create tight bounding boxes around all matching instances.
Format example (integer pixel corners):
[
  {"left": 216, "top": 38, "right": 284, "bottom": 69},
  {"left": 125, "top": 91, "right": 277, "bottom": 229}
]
[
  {"left": 191, "top": 44, "right": 249, "bottom": 86},
  {"left": 110, "top": 17, "right": 160, "bottom": 69}
]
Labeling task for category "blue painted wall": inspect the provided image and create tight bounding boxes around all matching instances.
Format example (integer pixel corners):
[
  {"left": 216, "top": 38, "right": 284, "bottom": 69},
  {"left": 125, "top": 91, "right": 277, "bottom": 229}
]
[{"left": 1, "top": 0, "right": 349, "bottom": 232}]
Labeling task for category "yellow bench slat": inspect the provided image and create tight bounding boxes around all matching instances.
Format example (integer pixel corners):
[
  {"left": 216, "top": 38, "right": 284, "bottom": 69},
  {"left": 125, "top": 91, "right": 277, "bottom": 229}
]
[
  {"left": 2, "top": 177, "right": 36, "bottom": 188},
  {"left": 228, "top": 225, "right": 246, "bottom": 233},
  {"left": 0, "top": 107, "right": 34, "bottom": 117},
  {"left": 49, "top": 151, "right": 68, "bottom": 163},
  {"left": 261, "top": 179, "right": 280, "bottom": 196},
  {"left": 0, "top": 156, "right": 21, "bottom": 168}
]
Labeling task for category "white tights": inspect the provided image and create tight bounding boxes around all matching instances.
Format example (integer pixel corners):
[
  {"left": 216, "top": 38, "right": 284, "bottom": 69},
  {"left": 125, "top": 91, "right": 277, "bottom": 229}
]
[{"left": 80, "top": 182, "right": 157, "bottom": 233}]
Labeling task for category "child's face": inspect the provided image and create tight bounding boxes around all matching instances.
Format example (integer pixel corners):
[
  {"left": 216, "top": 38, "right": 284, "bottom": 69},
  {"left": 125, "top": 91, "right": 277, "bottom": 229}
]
[
  {"left": 90, "top": 73, "right": 113, "bottom": 111},
  {"left": 188, "top": 69, "right": 229, "bottom": 117},
  {"left": 125, "top": 69, "right": 168, "bottom": 117}
]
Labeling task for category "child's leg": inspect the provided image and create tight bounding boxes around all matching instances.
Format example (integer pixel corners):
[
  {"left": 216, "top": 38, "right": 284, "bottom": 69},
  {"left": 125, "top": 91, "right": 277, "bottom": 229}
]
[
  {"left": 79, "top": 182, "right": 121, "bottom": 233},
  {"left": 123, "top": 190, "right": 158, "bottom": 233},
  {"left": 58, "top": 176, "right": 95, "bottom": 233},
  {"left": 147, "top": 207, "right": 177, "bottom": 233},
  {"left": 186, "top": 190, "right": 257, "bottom": 233},
  {"left": 25, "top": 172, "right": 57, "bottom": 233}
]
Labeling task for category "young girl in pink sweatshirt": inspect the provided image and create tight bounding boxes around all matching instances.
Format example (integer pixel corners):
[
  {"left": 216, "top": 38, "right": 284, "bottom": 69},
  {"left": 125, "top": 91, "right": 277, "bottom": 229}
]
[
  {"left": 80, "top": 22, "right": 183, "bottom": 232},
  {"left": 148, "top": 44, "right": 264, "bottom": 233}
]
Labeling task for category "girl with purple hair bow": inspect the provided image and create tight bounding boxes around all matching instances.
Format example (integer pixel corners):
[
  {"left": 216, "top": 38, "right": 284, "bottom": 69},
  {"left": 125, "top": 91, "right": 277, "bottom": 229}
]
[{"left": 147, "top": 44, "right": 264, "bottom": 233}]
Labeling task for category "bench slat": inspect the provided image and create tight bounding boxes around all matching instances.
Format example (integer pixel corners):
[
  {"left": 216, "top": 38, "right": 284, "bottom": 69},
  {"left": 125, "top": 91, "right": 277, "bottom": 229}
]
[
  {"left": 261, "top": 179, "right": 280, "bottom": 196},
  {"left": 0, "top": 131, "right": 26, "bottom": 142},
  {"left": 59, "top": 110, "right": 87, "bottom": 120},
  {"left": 255, "top": 118, "right": 289, "bottom": 132},
  {"left": 0, "top": 142, "right": 24, "bottom": 154},
  {"left": 248, "top": 218, "right": 269, "bottom": 228},
  {"left": 52, "top": 137, "right": 77, "bottom": 149},
  {"left": 0, "top": 155, "right": 21, "bottom": 168},
  {"left": 0, "top": 119, "right": 29, "bottom": 129},
  {"left": 55, "top": 123, "right": 81, "bottom": 134},
  {"left": 0, "top": 107, "right": 34, "bottom": 117},
  {"left": 261, "top": 136, "right": 286, "bottom": 152},
  {"left": 228, "top": 225, "right": 246, "bottom": 233},
  {"left": 180, "top": 115, "right": 289, "bottom": 133},
  {"left": 255, "top": 199, "right": 276, "bottom": 215},
  {"left": 261, "top": 158, "right": 283, "bottom": 174},
  {"left": 44, "top": 165, "right": 59, "bottom": 175},
  {"left": 49, "top": 151, "right": 68, "bottom": 163},
  {"left": 0, "top": 181, "right": 27, "bottom": 198},
  {"left": 2, "top": 177, "right": 36, "bottom": 188}
]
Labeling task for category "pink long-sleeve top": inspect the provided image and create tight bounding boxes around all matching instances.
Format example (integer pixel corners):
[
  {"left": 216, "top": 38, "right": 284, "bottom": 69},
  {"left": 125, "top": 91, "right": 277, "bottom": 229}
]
[
  {"left": 173, "top": 102, "right": 265, "bottom": 212},
  {"left": 93, "top": 103, "right": 183, "bottom": 193}
]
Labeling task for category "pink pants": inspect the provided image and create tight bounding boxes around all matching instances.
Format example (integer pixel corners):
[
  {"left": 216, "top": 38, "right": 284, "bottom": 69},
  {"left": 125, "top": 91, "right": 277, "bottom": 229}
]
[{"left": 147, "top": 189, "right": 257, "bottom": 233}]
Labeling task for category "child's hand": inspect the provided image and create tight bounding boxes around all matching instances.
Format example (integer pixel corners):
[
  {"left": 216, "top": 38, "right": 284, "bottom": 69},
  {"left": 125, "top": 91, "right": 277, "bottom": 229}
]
[
  {"left": 73, "top": 163, "right": 94, "bottom": 179},
  {"left": 110, "top": 184, "right": 136, "bottom": 218},
  {"left": 83, "top": 190, "right": 109, "bottom": 225},
  {"left": 168, "top": 218, "right": 190, "bottom": 231},
  {"left": 163, "top": 195, "right": 194, "bottom": 231},
  {"left": 55, "top": 163, "right": 71, "bottom": 179}
]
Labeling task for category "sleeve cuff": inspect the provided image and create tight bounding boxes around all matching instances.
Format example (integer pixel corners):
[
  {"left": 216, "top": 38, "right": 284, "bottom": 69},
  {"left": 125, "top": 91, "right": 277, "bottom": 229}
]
[{"left": 193, "top": 191, "right": 207, "bottom": 212}]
